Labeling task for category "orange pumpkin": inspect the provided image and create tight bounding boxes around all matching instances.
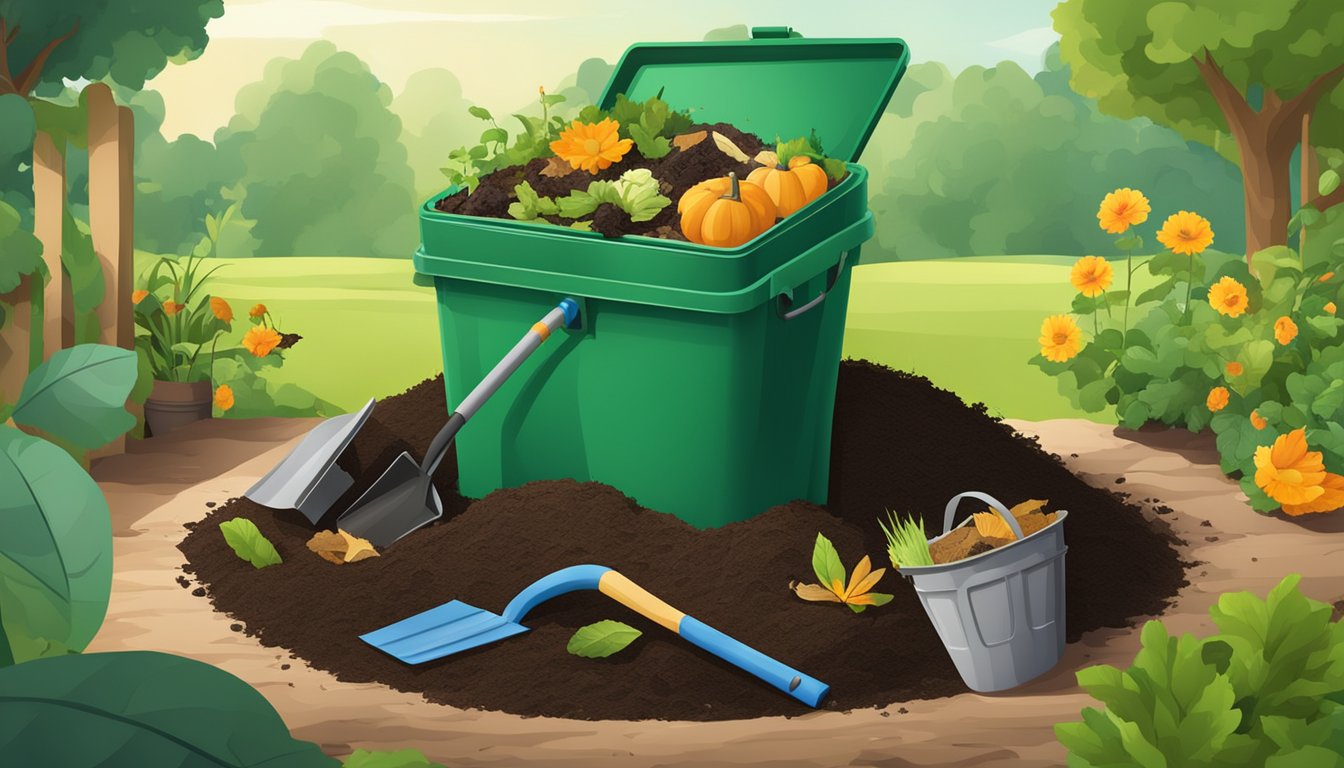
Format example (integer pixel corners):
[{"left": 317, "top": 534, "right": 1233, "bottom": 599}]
[
  {"left": 746, "top": 156, "right": 828, "bottom": 217},
  {"left": 677, "top": 172, "right": 777, "bottom": 248}
]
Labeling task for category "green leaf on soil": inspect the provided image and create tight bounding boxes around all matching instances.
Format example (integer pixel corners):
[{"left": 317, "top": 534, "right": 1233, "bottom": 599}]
[
  {"left": 219, "top": 518, "right": 282, "bottom": 569},
  {"left": 628, "top": 122, "right": 671, "bottom": 160},
  {"left": 12, "top": 344, "right": 137, "bottom": 449},
  {"left": 507, "top": 182, "right": 559, "bottom": 222},
  {"left": 811, "top": 533, "right": 846, "bottom": 589},
  {"left": 566, "top": 620, "right": 642, "bottom": 659},
  {"left": 343, "top": 749, "right": 446, "bottom": 768}
]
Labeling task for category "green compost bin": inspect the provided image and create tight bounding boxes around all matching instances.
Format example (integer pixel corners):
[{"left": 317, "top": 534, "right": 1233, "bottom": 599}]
[{"left": 414, "top": 27, "right": 909, "bottom": 527}]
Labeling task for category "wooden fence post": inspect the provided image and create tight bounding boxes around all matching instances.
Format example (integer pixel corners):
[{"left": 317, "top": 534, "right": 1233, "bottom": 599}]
[
  {"left": 86, "top": 83, "right": 136, "bottom": 456},
  {"left": 33, "top": 130, "right": 68, "bottom": 358}
]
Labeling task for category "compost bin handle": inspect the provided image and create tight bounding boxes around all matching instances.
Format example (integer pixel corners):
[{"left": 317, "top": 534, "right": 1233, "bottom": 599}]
[
  {"left": 942, "top": 491, "right": 1026, "bottom": 539},
  {"left": 776, "top": 250, "right": 848, "bottom": 320}
]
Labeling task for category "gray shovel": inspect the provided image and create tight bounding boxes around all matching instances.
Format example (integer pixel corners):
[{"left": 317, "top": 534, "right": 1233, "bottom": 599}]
[{"left": 335, "top": 297, "right": 581, "bottom": 547}]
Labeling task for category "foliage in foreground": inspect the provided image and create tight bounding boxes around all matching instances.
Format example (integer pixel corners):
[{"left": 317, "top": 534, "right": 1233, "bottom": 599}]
[{"left": 1056, "top": 575, "right": 1344, "bottom": 767}]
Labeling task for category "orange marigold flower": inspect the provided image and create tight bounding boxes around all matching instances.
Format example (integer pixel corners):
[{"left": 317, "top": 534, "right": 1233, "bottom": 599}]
[
  {"left": 1070, "top": 256, "right": 1114, "bottom": 298},
  {"left": 214, "top": 384, "right": 234, "bottom": 412},
  {"left": 1038, "top": 314, "right": 1082, "bottom": 363},
  {"left": 1156, "top": 210, "right": 1214, "bottom": 256},
  {"left": 162, "top": 300, "right": 182, "bottom": 316},
  {"left": 210, "top": 296, "right": 233, "bottom": 322},
  {"left": 549, "top": 117, "right": 633, "bottom": 174},
  {"left": 132, "top": 289, "right": 149, "bottom": 304},
  {"left": 243, "top": 326, "right": 282, "bottom": 357},
  {"left": 1206, "top": 386, "right": 1230, "bottom": 412},
  {"left": 1326, "top": 302, "right": 1337, "bottom": 315},
  {"left": 1254, "top": 428, "right": 1344, "bottom": 515},
  {"left": 249, "top": 303, "right": 267, "bottom": 319},
  {"left": 1207, "top": 276, "right": 1248, "bottom": 318},
  {"left": 1320, "top": 272, "right": 1335, "bottom": 282},
  {"left": 1249, "top": 410, "right": 1267, "bottom": 430},
  {"left": 1096, "top": 188, "right": 1151, "bottom": 234},
  {"left": 1225, "top": 361, "right": 1243, "bottom": 378},
  {"left": 1274, "top": 316, "right": 1298, "bottom": 345}
]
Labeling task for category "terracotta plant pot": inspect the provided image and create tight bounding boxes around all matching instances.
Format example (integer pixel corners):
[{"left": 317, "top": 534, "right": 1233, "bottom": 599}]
[{"left": 144, "top": 379, "right": 213, "bottom": 437}]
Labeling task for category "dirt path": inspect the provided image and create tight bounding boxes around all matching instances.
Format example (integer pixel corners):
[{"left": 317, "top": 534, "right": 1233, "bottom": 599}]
[{"left": 88, "top": 417, "right": 1344, "bottom": 767}]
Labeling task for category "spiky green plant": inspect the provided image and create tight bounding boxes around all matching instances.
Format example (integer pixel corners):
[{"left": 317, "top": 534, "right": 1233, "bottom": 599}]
[{"left": 878, "top": 510, "right": 934, "bottom": 568}]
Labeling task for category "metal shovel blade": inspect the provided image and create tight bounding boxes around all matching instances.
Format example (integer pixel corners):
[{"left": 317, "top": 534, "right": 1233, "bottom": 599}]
[
  {"left": 245, "top": 398, "right": 375, "bottom": 524},
  {"left": 359, "top": 599, "right": 529, "bottom": 664},
  {"left": 335, "top": 451, "right": 443, "bottom": 548}
]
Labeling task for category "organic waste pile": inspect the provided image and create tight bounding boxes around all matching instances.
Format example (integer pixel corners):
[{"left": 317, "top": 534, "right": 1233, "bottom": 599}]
[
  {"left": 180, "top": 360, "right": 1185, "bottom": 722},
  {"left": 432, "top": 91, "right": 847, "bottom": 244}
]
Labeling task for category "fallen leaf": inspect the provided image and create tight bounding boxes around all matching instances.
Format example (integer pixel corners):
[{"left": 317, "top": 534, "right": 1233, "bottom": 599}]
[
  {"left": 1010, "top": 499, "right": 1049, "bottom": 518},
  {"left": 791, "top": 537, "right": 892, "bottom": 612},
  {"left": 754, "top": 150, "right": 779, "bottom": 167},
  {"left": 972, "top": 511, "right": 1017, "bottom": 540},
  {"left": 1017, "top": 511, "right": 1059, "bottom": 537},
  {"left": 540, "top": 156, "right": 576, "bottom": 178},
  {"left": 711, "top": 131, "right": 750, "bottom": 163},
  {"left": 671, "top": 130, "right": 707, "bottom": 152},
  {"left": 306, "top": 529, "right": 380, "bottom": 565}
]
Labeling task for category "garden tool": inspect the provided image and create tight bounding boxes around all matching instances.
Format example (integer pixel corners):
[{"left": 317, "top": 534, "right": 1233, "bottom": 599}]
[
  {"left": 335, "top": 298, "right": 581, "bottom": 547},
  {"left": 360, "top": 564, "right": 830, "bottom": 707},
  {"left": 244, "top": 398, "right": 376, "bottom": 525}
]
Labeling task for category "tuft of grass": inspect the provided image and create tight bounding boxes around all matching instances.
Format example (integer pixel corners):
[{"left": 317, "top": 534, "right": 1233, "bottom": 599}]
[{"left": 878, "top": 510, "right": 934, "bottom": 569}]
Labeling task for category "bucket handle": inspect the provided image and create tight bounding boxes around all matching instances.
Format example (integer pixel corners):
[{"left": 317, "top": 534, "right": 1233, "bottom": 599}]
[
  {"left": 776, "top": 250, "right": 848, "bottom": 320},
  {"left": 943, "top": 491, "right": 1026, "bottom": 540}
]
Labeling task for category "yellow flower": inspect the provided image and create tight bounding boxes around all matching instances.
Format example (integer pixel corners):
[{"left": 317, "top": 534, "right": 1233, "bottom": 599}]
[
  {"left": 243, "top": 326, "right": 282, "bottom": 357},
  {"left": 1070, "top": 256, "right": 1114, "bottom": 298},
  {"left": 1326, "top": 302, "right": 1337, "bottom": 315},
  {"left": 249, "top": 303, "right": 267, "bottom": 319},
  {"left": 162, "top": 300, "right": 182, "bottom": 316},
  {"left": 1274, "top": 316, "right": 1298, "bottom": 345},
  {"left": 210, "top": 296, "right": 233, "bottom": 322},
  {"left": 1206, "top": 386, "right": 1229, "bottom": 412},
  {"left": 1038, "top": 314, "right": 1082, "bottom": 363},
  {"left": 214, "top": 384, "right": 234, "bottom": 413},
  {"left": 1254, "top": 428, "right": 1344, "bottom": 515},
  {"left": 1096, "top": 188, "right": 1151, "bottom": 234},
  {"left": 549, "top": 117, "right": 633, "bottom": 174},
  {"left": 132, "top": 289, "right": 149, "bottom": 304},
  {"left": 1249, "top": 410, "right": 1267, "bottom": 430},
  {"left": 1156, "top": 210, "right": 1214, "bottom": 256},
  {"left": 1225, "top": 361, "right": 1243, "bottom": 378},
  {"left": 1207, "top": 276, "right": 1248, "bottom": 318},
  {"left": 539, "top": 85, "right": 545, "bottom": 95},
  {"left": 1320, "top": 272, "right": 1335, "bottom": 283}
]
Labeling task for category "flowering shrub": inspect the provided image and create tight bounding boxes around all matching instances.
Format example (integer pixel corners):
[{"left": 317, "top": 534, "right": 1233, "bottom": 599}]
[{"left": 1033, "top": 188, "right": 1344, "bottom": 515}]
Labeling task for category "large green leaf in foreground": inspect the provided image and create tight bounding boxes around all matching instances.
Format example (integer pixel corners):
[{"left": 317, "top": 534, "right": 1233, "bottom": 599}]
[
  {"left": 11, "top": 344, "right": 137, "bottom": 449},
  {"left": 0, "top": 651, "right": 336, "bottom": 767},
  {"left": 0, "top": 426, "right": 112, "bottom": 664}
]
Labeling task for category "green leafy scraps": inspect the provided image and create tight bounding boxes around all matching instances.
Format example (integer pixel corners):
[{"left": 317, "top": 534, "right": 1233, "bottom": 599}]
[
  {"left": 587, "top": 92, "right": 693, "bottom": 159},
  {"left": 566, "top": 620, "right": 642, "bottom": 658},
  {"left": 507, "top": 181, "right": 560, "bottom": 221},
  {"left": 442, "top": 90, "right": 568, "bottom": 195},
  {"left": 219, "top": 518, "right": 282, "bottom": 569},
  {"left": 772, "top": 134, "right": 848, "bottom": 181},
  {"left": 878, "top": 511, "right": 935, "bottom": 568},
  {"left": 554, "top": 168, "right": 671, "bottom": 223},
  {"left": 790, "top": 533, "right": 893, "bottom": 613}
]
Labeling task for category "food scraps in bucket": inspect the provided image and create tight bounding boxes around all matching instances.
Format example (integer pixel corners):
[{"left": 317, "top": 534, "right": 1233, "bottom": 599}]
[
  {"left": 883, "top": 499, "right": 1062, "bottom": 568},
  {"left": 790, "top": 533, "right": 893, "bottom": 612},
  {"left": 306, "top": 529, "right": 380, "bottom": 565}
]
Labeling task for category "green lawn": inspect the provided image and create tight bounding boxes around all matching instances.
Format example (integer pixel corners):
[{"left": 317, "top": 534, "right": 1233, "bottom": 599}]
[{"left": 136, "top": 253, "right": 1153, "bottom": 421}]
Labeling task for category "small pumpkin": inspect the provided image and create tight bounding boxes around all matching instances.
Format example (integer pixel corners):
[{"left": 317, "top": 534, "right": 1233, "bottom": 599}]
[
  {"left": 746, "top": 155, "right": 828, "bottom": 217},
  {"left": 678, "top": 172, "right": 777, "bottom": 248}
]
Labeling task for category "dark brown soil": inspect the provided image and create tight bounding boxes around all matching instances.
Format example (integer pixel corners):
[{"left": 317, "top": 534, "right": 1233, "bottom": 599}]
[
  {"left": 180, "top": 361, "right": 1186, "bottom": 722},
  {"left": 433, "top": 122, "right": 767, "bottom": 239}
]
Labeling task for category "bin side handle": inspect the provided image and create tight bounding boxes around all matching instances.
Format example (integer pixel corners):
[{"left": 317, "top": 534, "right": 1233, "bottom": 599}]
[
  {"left": 942, "top": 491, "right": 1026, "bottom": 540},
  {"left": 772, "top": 212, "right": 874, "bottom": 320}
]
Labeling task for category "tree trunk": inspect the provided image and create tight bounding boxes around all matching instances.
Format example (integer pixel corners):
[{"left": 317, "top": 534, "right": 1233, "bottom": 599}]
[{"left": 1240, "top": 125, "right": 1297, "bottom": 258}]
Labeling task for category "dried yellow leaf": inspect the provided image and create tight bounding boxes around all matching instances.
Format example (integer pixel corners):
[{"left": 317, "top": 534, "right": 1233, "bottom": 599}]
[
  {"left": 754, "top": 150, "right": 779, "bottom": 167},
  {"left": 972, "top": 512, "right": 1018, "bottom": 541},
  {"left": 711, "top": 131, "right": 750, "bottom": 163},
  {"left": 305, "top": 529, "right": 380, "bottom": 565},
  {"left": 1010, "top": 499, "right": 1049, "bottom": 518},
  {"left": 791, "top": 581, "right": 842, "bottom": 602},
  {"left": 671, "top": 130, "right": 707, "bottom": 152},
  {"left": 539, "top": 156, "right": 575, "bottom": 178}
]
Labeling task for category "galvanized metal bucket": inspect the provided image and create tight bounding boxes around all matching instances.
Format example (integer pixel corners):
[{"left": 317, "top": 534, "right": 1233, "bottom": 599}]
[{"left": 899, "top": 491, "right": 1068, "bottom": 692}]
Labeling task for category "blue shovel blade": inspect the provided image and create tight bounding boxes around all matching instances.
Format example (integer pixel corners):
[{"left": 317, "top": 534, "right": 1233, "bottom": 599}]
[{"left": 360, "top": 600, "right": 530, "bottom": 665}]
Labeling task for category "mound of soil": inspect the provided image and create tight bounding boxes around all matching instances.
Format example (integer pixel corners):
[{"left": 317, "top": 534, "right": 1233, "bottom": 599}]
[
  {"left": 432, "top": 123, "right": 770, "bottom": 239},
  {"left": 180, "top": 361, "right": 1185, "bottom": 722}
]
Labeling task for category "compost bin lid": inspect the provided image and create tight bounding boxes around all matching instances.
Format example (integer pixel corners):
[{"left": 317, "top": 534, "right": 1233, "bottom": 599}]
[{"left": 599, "top": 26, "right": 909, "bottom": 163}]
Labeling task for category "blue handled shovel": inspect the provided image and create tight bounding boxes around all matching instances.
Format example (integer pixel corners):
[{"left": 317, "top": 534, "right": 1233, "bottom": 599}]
[{"left": 360, "top": 564, "right": 830, "bottom": 707}]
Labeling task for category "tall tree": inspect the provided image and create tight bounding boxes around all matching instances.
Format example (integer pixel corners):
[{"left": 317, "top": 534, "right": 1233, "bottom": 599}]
[{"left": 1053, "top": 0, "right": 1344, "bottom": 258}]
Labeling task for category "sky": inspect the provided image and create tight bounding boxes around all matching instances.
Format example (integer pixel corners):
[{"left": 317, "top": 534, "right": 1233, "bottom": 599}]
[{"left": 152, "top": 0, "right": 1063, "bottom": 139}]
